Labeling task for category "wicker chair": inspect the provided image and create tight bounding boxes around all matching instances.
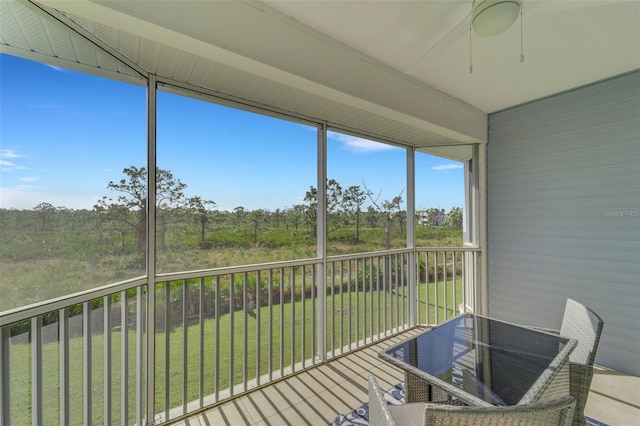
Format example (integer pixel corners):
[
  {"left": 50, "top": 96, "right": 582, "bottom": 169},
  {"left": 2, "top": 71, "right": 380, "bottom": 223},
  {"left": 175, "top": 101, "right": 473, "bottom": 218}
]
[
  {"left": 536, "top": 298, "right": 604, "bottom": 426},
  {"left": 368, "top": 375, "right": 576, "bottom": 426}
]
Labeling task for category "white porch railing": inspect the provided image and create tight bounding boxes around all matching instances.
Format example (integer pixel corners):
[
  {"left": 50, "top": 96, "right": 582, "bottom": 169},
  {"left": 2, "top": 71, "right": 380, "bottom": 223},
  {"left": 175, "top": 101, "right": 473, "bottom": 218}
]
[{"left": 0, "top": 247, "right": 478, "bottom": 425}]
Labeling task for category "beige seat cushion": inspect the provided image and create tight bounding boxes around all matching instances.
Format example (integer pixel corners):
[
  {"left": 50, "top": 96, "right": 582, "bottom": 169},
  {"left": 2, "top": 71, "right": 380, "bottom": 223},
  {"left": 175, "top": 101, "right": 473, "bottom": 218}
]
[{"left": 388, "top": 403, "right": 425, "bottom": 426}]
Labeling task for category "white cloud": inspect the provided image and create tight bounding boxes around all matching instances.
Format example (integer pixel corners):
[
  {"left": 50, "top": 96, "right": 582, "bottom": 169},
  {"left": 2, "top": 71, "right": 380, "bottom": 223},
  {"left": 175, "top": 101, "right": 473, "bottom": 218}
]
[
  {"left": 0, "top": 149, "right": 28, "bottom": 159},
  {"left": 19, "top": 177, "right": 38, "bottom": 183},
  {"left": 432, "top": 163, "right": 463, "bottom": 171},
  {"left": 0, "top": 150, "right": 29, "bottom": 172},
  {"left": 327, "top": 131, "right": 398, "bottom": 153},
  {"left": 0, "top": 160, "right": 27, "bottom": 172}
]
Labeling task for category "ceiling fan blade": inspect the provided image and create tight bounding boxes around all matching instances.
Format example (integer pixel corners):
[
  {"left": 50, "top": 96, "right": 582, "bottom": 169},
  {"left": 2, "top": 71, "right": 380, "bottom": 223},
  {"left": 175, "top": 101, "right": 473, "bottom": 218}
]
[{"left": 405, "top": 8, "right": 472, "bottom": 75}]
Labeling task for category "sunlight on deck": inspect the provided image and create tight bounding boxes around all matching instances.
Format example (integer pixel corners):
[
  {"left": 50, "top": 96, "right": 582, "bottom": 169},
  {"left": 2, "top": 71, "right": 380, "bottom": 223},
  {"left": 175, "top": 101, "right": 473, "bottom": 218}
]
[{"left": 175, "top": 329, "right": 640, "bottom": 426}]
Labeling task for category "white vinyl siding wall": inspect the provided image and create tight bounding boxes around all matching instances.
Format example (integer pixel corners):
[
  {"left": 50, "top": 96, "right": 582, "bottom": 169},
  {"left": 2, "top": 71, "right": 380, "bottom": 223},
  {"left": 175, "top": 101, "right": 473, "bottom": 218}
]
[{"left": 487, "top": 71, "right": 640, "bottom": 376}]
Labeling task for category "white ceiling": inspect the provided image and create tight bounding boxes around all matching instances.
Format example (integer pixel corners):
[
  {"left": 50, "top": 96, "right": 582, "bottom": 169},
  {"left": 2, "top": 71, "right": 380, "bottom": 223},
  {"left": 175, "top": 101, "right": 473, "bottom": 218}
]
[
  {"left": 2, "top": 0, "right": 639, "bottom": 158},
  {"left": 263, "top": 0, "right": 640, "bottom": 113}
]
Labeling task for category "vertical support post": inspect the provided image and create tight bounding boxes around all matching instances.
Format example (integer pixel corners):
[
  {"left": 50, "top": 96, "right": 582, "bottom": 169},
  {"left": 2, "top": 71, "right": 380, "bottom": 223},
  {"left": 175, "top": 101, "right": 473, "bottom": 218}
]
[
  {"left": 477, "top": 143, "right": 488, "bottom": 315},
  {"left": 145, "top": 74, "right": 157, "bottom": 426},
  {"left": 406, "top": 147, "right": 416, "bottom": 327},
  {"left": 463, "top": 144, "right": 481, "bottom": 314},
  {"left": 316, "top": 123, "right": 327, "bottom": 362}
]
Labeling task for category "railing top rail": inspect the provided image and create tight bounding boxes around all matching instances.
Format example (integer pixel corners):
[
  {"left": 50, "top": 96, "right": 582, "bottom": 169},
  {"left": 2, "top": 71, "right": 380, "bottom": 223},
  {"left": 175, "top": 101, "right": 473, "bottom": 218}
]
[
  {"left": 326, "top": 248, "right": 412, "bottom": 262},
  {"left": 416, "top": 247, "right": 481, "bottom": 252},
  {"left": 154, "top": 257, "right": 323, "bottom": 282},
  {"left": 0, "top": 276, "right": 147, "bottom": 327}
]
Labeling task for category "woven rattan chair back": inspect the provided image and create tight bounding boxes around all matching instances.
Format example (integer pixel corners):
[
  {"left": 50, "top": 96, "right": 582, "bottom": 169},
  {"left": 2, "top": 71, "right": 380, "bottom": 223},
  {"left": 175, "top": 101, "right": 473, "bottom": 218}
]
[
  {"left": 422, "top": 396, "right": 575, "bottom": 426},
  {"left": 558, "top": 299, "right": 604, "bottom": 426},
  {"left": 560, "top": 298, "right": 604, "bottom": 366},
  {"left": 369, "top": 375, "right": 398, "bottom": 426},
  {"left": 368, "top": 375, "right": 576, "bottom": 426}
]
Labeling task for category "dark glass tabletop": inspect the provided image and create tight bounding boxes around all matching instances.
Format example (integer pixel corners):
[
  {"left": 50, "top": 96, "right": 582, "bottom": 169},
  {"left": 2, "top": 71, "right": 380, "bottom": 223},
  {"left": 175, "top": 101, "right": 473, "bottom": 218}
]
[{"left": 381, "top": 314, "right": 572, "bottom": 406}]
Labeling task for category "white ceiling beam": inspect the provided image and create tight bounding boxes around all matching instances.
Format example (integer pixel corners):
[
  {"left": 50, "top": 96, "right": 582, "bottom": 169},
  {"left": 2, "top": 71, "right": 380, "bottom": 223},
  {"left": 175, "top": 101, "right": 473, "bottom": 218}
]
[{"left": 41, "top": 0, "right": 487, "bottom": 143}]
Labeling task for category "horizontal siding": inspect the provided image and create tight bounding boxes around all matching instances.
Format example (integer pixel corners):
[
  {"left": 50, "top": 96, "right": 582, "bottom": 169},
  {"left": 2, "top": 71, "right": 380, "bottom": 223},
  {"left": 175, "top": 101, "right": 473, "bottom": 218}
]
[{"left": 487, "top": 70, "right": 640, "bottom": 376}]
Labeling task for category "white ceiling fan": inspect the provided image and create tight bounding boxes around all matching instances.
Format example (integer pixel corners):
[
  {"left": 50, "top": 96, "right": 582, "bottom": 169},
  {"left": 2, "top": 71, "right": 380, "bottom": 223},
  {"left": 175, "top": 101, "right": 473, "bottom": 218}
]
[
  {"left": 406, "top": 0, "right": 524, "bottom": 75},
  {"left": 403, "top": 0, "right": 618, "bottom": 76}
]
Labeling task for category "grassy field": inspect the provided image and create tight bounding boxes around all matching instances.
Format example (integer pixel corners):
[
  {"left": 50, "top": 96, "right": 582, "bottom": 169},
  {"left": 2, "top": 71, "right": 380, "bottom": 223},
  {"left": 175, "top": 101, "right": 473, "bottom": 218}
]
[
  {"left": 6, "top": 277, "right": 461, "bottom": 425},
  {"left": 0, "top": 219, "right": 462, "bottom": 312}
]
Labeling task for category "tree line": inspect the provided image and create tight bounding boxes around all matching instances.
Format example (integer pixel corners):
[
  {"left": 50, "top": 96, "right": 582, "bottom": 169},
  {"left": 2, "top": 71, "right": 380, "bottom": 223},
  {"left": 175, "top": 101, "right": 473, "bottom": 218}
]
[{"left": 0, "top": 166, "right": 463, "bottom": 258}]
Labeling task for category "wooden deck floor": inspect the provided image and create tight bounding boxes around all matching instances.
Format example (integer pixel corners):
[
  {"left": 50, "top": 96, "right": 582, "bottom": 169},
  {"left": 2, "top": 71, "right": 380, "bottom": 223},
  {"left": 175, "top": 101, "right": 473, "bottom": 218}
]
[{"left": 173, "top": 328, "right": 639, "bottom": 426}]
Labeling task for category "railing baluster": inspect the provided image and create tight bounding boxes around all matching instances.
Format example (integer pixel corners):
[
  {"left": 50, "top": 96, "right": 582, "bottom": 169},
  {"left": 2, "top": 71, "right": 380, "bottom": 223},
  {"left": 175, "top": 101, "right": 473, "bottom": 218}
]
[
  {"left": 355, "top": 259, "right": 359, "bottom": 347},
  {"left": 83, "top": 302, "right": 92, "bottom": 426},
  {"left": 311, "top": 264, "right": 316, "bottom": 364},
  {"left": 229, "top": 273, "right": 235, "bottom": 396},
  {"left": 339, "top": 261, "right": 344, "bottom": 354},
  {"left": 279, "top": 267, "right": 284, "bottom": 377},
  {"left": 394, "top": 254, "right": 399, "bottom": 331},
  {"left": 434, "top": 252, "right": 439, "bottom": 324},
  {"left": 182, "top": 279, "right": 188, "bottom": 414},
  {"left": 382, "top": 255, "right": 387, "bottom": 337},
  {"left": 330, "top": 262, "right": 335, "bottom": 358},
  {"left": 406, "top": 253, "right": 410, "bottom": 327},
  {"left": 396, "top": 254, "right": 401, "bottom": 331},
  {"left": 301, "top": 265, "right": 306, "bottom": 368},
  {"left": 120, "top": 291, "right": 129, "bottom": 426},
  {"left": 444, "top": 252, "right": 449, "bottom": 320},
  {"left": 214, "top": 276, "right": 220, "bottom": 402},
  {"left": 243, "top": 272, "right": 248, "bottom": 392},
  {"left": 256, "top": 271, "right": 261, "bottom": 386},
  {"left": 347, "top": 260, "right": 352, "bottom": 351},
  {"left": 416, "top": 252, "right": 422, "bottom": 325},
  {"left": 361, "top": 258, "right": 366, "bottom": 343},
  {"left": 399, "top": 254, "right": 404, "bottom": 330},
  {"left": 199, "top": 277, "right": 205, "bottom": 408},
  {"left": 425, "top": 252, "right": 430, "bottom": 324},
  {"left": 290, "top": 267, "right": 295, "bottom": 372},
  {"left": 452, "top": 252, "right": 457, "bottom": 316},
  {"left": 403, "top": 253, "right": 407, "bottom": 328},
  {"left": 364, "top": 257, "right": 369, "bottom": 342},
  {"left": 135, "top": 287, "right": 144, "bottom": 426},
  {"left": 164, "top": 282, "right": 170, "bottom": 421},
  {"left": 399, "top": 254, "right": 403, "bottom": 330},
  {"left": 376, "top": 256, "right": 381, "bottom": 338},
  {"left": 104, "top": 295, "right": 112, "bottom": 426},
  {"left": 268, "top": 269, "right": 273, "bottom": 382},
  {"left": 369, "top": 257, "right": 373, "bottom": 342},
  {"left": 1, "top": 324, "right": 10, "bottom": 425},
  {"left": 31, "top": 316, "right": 43, "bottom": 426},
  {"left": 59, "top": 308, "right": 70, "bottom": 426}
]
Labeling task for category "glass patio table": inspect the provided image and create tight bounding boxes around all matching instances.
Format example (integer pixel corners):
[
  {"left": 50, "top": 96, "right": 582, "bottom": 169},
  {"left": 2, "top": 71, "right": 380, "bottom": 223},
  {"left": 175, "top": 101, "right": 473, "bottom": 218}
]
[{"left": 379, "top": 313, "right": 577, "bottom": 407}]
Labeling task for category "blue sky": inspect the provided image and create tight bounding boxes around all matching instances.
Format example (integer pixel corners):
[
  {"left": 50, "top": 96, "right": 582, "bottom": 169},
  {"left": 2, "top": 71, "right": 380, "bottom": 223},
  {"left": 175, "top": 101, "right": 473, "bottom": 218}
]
[{"left": 0, "top": 53, "right": 463, "bottom": 212}]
